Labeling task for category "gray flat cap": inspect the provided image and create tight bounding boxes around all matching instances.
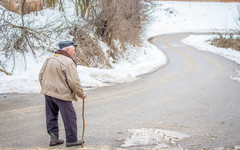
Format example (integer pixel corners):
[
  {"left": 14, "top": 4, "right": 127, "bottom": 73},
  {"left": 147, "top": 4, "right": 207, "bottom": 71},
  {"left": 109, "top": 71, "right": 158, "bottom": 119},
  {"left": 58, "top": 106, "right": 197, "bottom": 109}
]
[{"left": 58, "top": 41, "right": 77, "bottom": 49}]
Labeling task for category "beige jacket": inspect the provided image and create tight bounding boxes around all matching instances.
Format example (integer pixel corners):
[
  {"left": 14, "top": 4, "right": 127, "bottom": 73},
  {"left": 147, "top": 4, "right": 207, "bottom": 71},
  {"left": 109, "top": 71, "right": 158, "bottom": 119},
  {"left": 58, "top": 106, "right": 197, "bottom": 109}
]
[{"left": 39, "top": 53, "right": 84, "bottom": 102}]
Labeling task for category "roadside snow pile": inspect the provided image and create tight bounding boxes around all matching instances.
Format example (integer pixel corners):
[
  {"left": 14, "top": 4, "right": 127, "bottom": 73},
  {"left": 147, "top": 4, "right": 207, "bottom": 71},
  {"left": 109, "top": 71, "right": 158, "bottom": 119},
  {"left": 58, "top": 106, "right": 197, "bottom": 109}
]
[
  {"left": 121, "top": 128, "right": 189, "bottom": 150},
  {"left": 181, "top": 35, "right": 240, "bottom": 83},
  {"left": 181, "top": 35, "right": 240, "bottom": 65},
  {"left": 0, "top": 51, "right": 50, "bottom": 93},
  {"left": 0, "top": 39, "right": 166, "bottom": 93},
  {"left": 77, "top": 40, "right": 166, "bottom": 88}
]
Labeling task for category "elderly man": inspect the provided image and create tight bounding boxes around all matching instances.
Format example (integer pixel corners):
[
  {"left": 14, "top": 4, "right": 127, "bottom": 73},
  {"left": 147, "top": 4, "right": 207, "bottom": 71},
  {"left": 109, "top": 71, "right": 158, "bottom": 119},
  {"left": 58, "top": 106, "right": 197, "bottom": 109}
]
[{"left": 39, "top": 41, "right": 86, "bottom": 147}]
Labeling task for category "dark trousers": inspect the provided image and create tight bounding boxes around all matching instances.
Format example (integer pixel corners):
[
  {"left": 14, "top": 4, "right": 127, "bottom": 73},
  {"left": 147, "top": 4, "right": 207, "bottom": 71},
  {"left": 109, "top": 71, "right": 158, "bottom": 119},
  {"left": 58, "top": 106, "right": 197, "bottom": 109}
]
[{"left": 45, "top": 95, "right": 78, "bottom": 143}]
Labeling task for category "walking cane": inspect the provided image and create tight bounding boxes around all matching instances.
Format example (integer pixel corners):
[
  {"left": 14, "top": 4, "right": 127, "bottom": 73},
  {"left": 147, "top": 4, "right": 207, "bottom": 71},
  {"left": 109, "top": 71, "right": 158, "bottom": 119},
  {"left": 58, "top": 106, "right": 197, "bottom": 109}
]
[{"left": 81, "top": 97, "right": 85, "bottom": 148}]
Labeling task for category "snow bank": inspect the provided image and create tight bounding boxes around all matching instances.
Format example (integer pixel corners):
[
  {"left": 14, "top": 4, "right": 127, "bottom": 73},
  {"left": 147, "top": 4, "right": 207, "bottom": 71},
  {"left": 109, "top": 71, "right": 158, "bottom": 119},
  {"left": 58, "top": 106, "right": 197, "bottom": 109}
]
[
  {"left": 181, "top": 35, "right": 240, "bottom": 65},
  {"left": 0, "top": 51, "right": 50, "bottom": 93},
  {"left": 77, "top": 40, "right": 167, "bottom": 88},
  {"left": 0, "top": 40, "right": 166, "bottom": 93}
]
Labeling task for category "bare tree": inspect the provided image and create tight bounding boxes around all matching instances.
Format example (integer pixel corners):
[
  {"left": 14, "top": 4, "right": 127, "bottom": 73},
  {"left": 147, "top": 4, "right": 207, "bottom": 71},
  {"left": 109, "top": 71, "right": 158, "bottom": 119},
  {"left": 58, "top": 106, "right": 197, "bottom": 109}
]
[{"left": 0, "top": 1, "right": 64, "bottom": 74}]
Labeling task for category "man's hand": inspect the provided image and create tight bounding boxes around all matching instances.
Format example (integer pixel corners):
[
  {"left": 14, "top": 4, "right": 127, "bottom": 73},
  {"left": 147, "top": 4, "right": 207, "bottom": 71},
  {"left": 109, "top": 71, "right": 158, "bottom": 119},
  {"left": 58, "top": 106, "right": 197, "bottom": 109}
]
[{"left": 82, "top": 93, "right": 86, "bottom": 100}]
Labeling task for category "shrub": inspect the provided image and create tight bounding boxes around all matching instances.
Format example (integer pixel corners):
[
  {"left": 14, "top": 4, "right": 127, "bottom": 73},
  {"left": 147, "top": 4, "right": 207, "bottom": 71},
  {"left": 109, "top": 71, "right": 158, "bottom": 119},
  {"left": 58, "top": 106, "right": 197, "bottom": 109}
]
[
  {"left": 72, "top": 0, "right": 152, "bottom": 67},
  {"left": 211, "top": 33, "right": 240, "bottom": 51}
]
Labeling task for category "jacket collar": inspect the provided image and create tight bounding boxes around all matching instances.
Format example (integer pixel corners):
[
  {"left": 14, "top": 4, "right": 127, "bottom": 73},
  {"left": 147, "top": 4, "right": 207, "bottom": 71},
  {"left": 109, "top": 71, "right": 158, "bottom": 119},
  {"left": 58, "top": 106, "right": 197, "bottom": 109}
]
[{"left": 55, "top": 50, "right": 77, "bottom": 66}]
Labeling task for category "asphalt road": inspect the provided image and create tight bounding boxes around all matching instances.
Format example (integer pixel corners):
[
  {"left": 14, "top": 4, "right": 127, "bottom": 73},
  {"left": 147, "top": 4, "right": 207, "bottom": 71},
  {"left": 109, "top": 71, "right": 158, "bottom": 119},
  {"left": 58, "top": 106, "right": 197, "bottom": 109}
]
[{"left": 0, "top": 33, "right": 240, "bottom": 150}]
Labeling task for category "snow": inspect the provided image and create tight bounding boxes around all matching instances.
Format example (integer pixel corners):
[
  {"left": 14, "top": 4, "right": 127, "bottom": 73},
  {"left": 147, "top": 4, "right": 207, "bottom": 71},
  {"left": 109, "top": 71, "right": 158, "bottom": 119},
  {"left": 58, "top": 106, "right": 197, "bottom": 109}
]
[
  {"left": 215, "top": 145, "right": 240, "bottom": 150},
  {"left": 1, "top": 1, "right": 240, "bottom": 93},
  {"left": 0, "top": 39, "right": 166, "bottom": 92},
  {"left": 231, "top": 69, "right": 240, "bottom": 82},
  {"left": 121, "top": 128, "right": 189, "bottom": 149},
  {"left": 78, "top": 41, "right": 166, "bottom": 88},
  {"left": 145, "top": 1, "right": 239, "bottom": 38},
  {"left": 181, "top": 35, "right": 240, "bottom": 65},
  {"left": 0, "top": 52, "right": 50, "bottom": 93}
]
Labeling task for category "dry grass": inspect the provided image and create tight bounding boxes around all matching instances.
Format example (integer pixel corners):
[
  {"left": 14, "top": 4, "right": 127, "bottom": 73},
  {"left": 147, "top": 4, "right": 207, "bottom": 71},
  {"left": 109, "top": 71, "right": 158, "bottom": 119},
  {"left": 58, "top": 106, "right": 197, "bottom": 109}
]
[
  {"left": 211, "top": 34, "right": 240, "bottom": 51},
  {"left": 94, "top": 0, "right": 148, "bottom": 50},
  {"left": 71, "top": 28, "right": 112, "bottom": 68}
]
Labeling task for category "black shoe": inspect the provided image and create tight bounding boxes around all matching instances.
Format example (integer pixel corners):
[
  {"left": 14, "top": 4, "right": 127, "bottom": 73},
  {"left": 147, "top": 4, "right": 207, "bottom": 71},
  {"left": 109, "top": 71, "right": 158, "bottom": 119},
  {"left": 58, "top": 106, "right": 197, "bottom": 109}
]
[
  {"left": 49, "top": 133, "right": 64, "bottom": 146},
  {"left": 66, "top": 140, "right": 85, "bottom": 147}
]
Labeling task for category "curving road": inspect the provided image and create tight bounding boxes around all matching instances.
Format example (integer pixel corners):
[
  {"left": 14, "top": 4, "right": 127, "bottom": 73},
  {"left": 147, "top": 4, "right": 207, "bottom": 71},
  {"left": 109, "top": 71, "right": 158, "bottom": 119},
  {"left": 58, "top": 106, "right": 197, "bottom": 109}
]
[{"left": 0, "top": 33, "right": 240, "bottom": 149}]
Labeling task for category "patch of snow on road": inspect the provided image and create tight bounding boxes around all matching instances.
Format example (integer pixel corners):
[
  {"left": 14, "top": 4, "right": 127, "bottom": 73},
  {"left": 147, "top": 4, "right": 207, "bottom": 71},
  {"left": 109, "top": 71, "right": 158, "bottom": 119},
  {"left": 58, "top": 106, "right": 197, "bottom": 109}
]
[
  {"left": 121, "top": 128, "right": 189, "bottom": 150},
  {"left": 235, "top": 145, "right": 240, "bottom": 150},
  {"left": 231, "top": 69, "right": 240, "bottom": 83},
  {"left": 215, "top": 145, "right": 240, "bottom": 150},
  {"left": 181, "top": 35, "right": 240, "bottom": 83}
]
